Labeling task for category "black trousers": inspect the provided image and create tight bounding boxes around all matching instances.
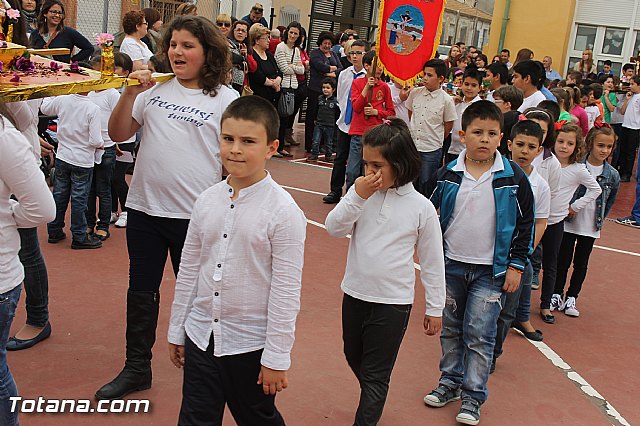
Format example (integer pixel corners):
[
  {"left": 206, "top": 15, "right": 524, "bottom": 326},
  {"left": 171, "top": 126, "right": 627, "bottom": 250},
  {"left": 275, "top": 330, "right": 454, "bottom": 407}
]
[
  {"left": 304, "top": 89, "right": 321, "bottom": 152},
  {"left": 554, "top": 232, "right": 596, "bottom": 299},
  {"left": 342, "top": 294, "right": 412, "bottom": 426},
  {"left": 126, "top": 209, "right": 190, "bottom": 292},
  {"left": 619, "top": 127, "right": 640, "bottom": 178},
  {"left": 179, "top": 335, "right": 284, "bottom": 426},
  {"left": 329, "top": 129, "right": 351, "bottom": 195},
  {"left": 111, "top": 161, "right": 129, "bottom": 212},
  {"left": 540, "top": 221, "right": 565, "bottom": 309}
]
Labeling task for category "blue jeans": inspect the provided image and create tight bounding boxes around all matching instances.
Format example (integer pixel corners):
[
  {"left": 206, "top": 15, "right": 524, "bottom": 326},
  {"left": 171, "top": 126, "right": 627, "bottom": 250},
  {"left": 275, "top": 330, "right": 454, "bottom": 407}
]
[
  {"left": 17, "top": 228, "right": 49, "bottom": 327},
  {"left": 346, "top": 135, "right": 363, "bottom": 191},
  {"left": 86, "top": 146, "right": 116, "bottom": 232},
  {"left": 418, "top": 149, "right": 442, "bottom": 196},
  {"left": 47, "top": 159, "right": 93, "bottom": 242},
  {"left": 494, "top": 261, "right": 532, "bottom": 361},
  {"left": 311, "top": 124, "right": 335, "bottom": 156},
  {"left": 633, "top": 149, "right": 640, "bottom": 221},
  {"left": 0, "top": 285, "right": 21, "bottom": 426},
  {"left": 439, "top": 258, "right": 504, "bottom": 403},
  {"left": 516, "top": 262, "right": 534, "bottom": 322}
]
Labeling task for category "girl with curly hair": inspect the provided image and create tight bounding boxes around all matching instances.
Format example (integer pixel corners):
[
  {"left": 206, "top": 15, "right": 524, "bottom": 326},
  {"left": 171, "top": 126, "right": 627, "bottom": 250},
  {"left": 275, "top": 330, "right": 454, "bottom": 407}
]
[{"left": 94, "top": 15, "right": 239, "bottom": 401}]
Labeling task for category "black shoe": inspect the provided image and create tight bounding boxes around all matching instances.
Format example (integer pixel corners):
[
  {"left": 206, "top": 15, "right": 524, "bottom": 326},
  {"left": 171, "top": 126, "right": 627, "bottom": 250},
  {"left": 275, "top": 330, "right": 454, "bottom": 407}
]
[
  {"left": 6, "top": 322, "right": 51, "bottom": 351},
  {"left": 95, "top": 230, "right": 110, "bottom": 241},
  {"left": 324, "top": 154, "right": 334, "bottom": 163},
  {"left": 540, "top": 312, "right": 555, "bottom": 324},
  {"left": 48, "top": 232, "right": 66, "bottom": 243},
  {"left": 512, "top": 322, "right": 544, "bottom": 341},
  {"left": 71, "top": 234, "right": 103, "bottom": 249},
  {"left": 95, "top": 367, "right": 152, "bottom": 400},
  {"left": 323, "top": 192, "right": 341, "bottom": 204},
  {"left": 96, "top": 291, "right": 159, "bottom": 400}
]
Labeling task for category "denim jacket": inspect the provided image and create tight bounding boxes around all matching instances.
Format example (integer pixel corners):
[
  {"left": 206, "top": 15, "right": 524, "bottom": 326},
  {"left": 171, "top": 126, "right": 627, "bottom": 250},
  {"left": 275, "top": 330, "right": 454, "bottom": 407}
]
[
  {"left": 569, "top": 158, "right": 620, "bottom": 231},
  {"left": 430, "top": 155, "right": 535, "bottom": 278}
]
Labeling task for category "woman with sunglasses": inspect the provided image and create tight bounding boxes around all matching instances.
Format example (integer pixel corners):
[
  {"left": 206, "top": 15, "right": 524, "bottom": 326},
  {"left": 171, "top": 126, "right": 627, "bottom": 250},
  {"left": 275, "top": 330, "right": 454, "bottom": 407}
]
[
  {"left": 30, "top": 0, "right": 92, "bottom": 64},
  {"left": 119, "top": 10, "right": 154, "bottom": 71},
  {"left": 228, "top": 19, "right": 250, "bottom": 95}
]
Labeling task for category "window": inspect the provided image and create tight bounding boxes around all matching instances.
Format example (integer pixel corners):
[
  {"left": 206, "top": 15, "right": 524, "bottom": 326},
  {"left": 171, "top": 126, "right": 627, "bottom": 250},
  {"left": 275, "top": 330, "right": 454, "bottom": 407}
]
[
  {"left": 634, "top": 31, "right": 640, "bottom": 57},
  {"left": 574, "top": 25, "right": 596, "bottom": 51},
  {"left": 596, "top": 60, "right": 622, "bottom": 77},
  {"left": 567, "top": 57, "right": 581, "bottom": 74},
  {"left": 602, "top": 28, "right": 625, "bottom": 56}
]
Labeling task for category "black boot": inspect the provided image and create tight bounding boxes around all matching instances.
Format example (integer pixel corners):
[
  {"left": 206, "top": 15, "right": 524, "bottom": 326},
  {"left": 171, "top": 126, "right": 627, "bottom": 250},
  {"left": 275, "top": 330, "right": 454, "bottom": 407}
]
[{"left": 95, "top": 290, "right": 159, "bottom": 400}]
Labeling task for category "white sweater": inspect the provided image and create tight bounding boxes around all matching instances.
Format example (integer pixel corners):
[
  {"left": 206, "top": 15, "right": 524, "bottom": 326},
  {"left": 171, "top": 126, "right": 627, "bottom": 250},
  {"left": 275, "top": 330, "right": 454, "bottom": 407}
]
[
  {"left": 0, "top": 116, "right": 56, "bottom": 294},
  {"left": 548, "top": 162, "right": 601, "bottom": 225},
  {"left": 325, "top": 184, "right": 446, "bottom": 316}
]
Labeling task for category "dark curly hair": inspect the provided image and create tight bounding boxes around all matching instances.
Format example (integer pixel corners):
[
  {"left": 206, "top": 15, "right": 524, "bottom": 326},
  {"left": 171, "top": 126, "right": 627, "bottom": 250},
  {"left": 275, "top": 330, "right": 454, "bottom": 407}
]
[
  {"left": 122, "top": 10, "right": 145, "bottom": 35},
  {"left": 162, "top": 16, "right": 231, "bottom": 97}
]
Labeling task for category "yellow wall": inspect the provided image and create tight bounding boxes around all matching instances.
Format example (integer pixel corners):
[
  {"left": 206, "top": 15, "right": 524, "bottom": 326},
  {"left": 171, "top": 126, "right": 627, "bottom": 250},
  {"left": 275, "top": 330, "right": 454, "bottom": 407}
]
[{"left": 486, "top": 0, "right": 576, "bottom": 74}]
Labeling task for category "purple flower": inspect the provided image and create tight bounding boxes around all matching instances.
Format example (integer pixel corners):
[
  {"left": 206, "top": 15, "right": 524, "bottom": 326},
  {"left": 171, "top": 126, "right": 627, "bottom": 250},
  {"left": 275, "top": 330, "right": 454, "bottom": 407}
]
[
  {"left": 50, "top": 61, "right": 62, "bottom": 71},
  {"left": 15, "top": 56, "right": 35, "bottom": 73},
  {"left": 0, "top": 61, "right": 3, "bottom": 72},
  {"left": 10, "top": 73, "right": 21, "bottom": 83},
  {"left": 70, "top": 61, "right": 79, "bottom": 71}
]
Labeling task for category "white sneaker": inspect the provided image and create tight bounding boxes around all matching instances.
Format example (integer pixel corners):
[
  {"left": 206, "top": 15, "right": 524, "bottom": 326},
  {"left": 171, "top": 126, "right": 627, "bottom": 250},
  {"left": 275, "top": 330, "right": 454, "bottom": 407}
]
[
  {"left": 110, "top": 212, "right": 119, "bottom": 223},
  {"left": 550, "top": 294, "right": 564, "bottom": 312},
  {"left": 114, "top": 212, "right": 127, "bottom": 228},
  {"left": 564, "top": 297, "right": 580, "bottom": 317}
]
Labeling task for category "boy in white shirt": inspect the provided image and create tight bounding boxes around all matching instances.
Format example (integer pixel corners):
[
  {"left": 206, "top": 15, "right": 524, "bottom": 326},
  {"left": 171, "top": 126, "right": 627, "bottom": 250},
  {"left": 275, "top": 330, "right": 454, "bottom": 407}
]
[
  {"left": 492, "top": 120, "right": 551, "bottom": 372},
  {"left": 406, "top": 58, "right": 457, "bottom": 196},
  {"left": 168, "top": 96, "right": 306, "bottom": 425},
  {"left": 618, "top": 76, "right": 640, "bottom": 182},
  {"left": 446, "top": 68, "right": 483, "bottom": 163},
  {"left": 41, "top": 93, "right": 103, "bottom": 249},
  {"left": 512, "top": 60, "right": 546, "bottom": 113}
]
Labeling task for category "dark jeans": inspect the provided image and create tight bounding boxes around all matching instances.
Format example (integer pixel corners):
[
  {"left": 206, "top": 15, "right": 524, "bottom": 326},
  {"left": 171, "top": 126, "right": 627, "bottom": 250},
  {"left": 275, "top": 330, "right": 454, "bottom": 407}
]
[
  {"left": 111, "top": 160, "right": 130, "bottom": 212},
  {"left": 0, "top": 285, "right": 21, "bottom": 426},
  {"left": 494, "top": 262, "right": 532, "bottom": 361},
  {"left": 17, "top": 227, "right": 49, "bottom": 327},
  {"left": 530, "top": 244, "right": 543, "bottom": 284},
  {"left": 555, "top": 232, "right": 596, "bottom": 299},
  {"left": 87, "top": 146, "right": 116, "bottom": 231},
  {"left": 611, "top": 123, "right": 623, "bottom": 170},
  {"left": 47, "top": 159, "right": 93, "bottom": 242},
  {"left": 329, "top": 130, "right": 351, "bottom": 195},
  {"left": 619, "top": 127, "right": 639, "bottom": 178},
  {"left": 126, "top": 209, "right": 190, "bottom": 292},
  {"left": 305, "top": 89, "right": 321, "bottom": 152},
  {"left": 179, "top": 335, "right": 284, "bottom": 426},
  {"left": 418, "top": 149, "right": 442, "bottom": 196},
  {"left": 346, "top": 135, "right": 363, "bottom": 191},
  {"left": 342, "top": 294, "right": 411, "bottom": 426},
  {"left": 311, "top": 124, "right": 335, "bottom": 156},
  {"left": 540, "top": 221, "right": 565, "bottom": 309}
]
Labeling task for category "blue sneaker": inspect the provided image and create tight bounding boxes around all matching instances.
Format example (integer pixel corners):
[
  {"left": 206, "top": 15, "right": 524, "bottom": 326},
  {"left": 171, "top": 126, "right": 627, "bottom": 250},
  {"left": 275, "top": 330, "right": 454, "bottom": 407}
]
[{"left": 424, "top": 384, "right": 461, "bottom": 407}]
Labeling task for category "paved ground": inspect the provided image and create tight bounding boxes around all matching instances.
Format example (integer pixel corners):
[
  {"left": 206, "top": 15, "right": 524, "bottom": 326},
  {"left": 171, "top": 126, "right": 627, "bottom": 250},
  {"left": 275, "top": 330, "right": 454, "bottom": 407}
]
[{"left": 9, "top": 131, "right": 640, "bottom": 425}]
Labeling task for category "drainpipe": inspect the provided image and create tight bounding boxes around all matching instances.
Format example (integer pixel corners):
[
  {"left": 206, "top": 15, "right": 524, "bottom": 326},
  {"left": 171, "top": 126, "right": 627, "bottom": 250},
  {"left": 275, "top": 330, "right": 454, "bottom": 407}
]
[{"left": 498, "top": 0, "right": 511, "bottom": 52}]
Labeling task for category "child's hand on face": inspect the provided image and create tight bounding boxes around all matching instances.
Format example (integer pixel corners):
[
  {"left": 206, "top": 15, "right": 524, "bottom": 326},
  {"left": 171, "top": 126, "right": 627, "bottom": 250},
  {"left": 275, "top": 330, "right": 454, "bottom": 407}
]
[
  {"left": 168, "top": 343, "right": 185, "bottom": 368},
  {"left": 354, "top": 169, "right": 383, "bottom": 199},
  {"left": 257, "top": 366, "right": 288, "bottom": 395},
  {"left": 423, "top": 315, "right": 442, "bottom": 336}
]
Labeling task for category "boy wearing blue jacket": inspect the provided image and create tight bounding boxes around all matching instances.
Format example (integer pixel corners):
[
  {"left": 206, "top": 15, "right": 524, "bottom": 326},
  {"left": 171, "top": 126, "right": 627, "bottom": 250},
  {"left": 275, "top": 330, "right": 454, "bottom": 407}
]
[{"left": 425, "top": 101, "right": 535, "bottom": 425}]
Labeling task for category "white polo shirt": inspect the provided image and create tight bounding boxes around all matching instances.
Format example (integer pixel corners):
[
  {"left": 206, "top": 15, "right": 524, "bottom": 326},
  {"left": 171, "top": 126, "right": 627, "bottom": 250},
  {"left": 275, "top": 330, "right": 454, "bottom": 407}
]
[
  {"left": 407, "top": 86, "right": 457, "bottom": 153},
  {"left": 443, "top": 150, "right": 503, "bottom": 265}
]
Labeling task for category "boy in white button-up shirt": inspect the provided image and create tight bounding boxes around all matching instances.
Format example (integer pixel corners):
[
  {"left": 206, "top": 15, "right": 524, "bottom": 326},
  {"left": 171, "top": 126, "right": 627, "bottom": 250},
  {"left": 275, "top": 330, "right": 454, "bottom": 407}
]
[{"left": 168, "top": 96, "right": 306, "bottom": 425}]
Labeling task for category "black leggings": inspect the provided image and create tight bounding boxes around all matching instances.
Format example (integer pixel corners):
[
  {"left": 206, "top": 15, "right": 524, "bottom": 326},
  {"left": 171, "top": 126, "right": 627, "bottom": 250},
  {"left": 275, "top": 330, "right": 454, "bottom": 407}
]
[
  {"left": 554, "top": 232, "right": 596, "bottom": 299},
  {"left": 111, "top": 161, "right": 130, "bottom": 212},
  {"left": 540, "top": 221, "right": 565, "bottom": 309},
  {"left": 126, "top": 209, "right": 189, "bottom": 292}
]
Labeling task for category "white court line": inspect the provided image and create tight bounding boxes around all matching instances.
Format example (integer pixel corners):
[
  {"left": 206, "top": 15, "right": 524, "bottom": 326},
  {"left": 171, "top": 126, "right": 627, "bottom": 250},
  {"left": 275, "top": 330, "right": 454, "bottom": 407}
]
[
  {"left": 298, "top": 192, "right": 632, "bottom": 426},
  {"left": 285, "top": 185, "right": 640, "bottom": 258}
]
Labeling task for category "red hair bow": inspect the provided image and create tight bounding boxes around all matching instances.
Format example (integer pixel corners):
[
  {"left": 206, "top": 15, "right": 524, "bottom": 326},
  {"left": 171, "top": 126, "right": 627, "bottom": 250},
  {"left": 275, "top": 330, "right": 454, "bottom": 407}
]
[
  {"left": 554, "top": 120, "right": 568, "bottom": 131},
  {"left": 593, "top": 121, "right": 611, "bottom": 129},
  {"left": 518, "top": 114, "right": 528, "bottom": 121}
]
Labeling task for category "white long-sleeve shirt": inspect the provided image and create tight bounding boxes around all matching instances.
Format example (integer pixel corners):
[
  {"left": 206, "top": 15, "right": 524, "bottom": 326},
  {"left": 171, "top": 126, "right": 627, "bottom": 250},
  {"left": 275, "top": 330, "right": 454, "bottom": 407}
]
[
  {"left": 6, "top": 99, "right": 42, "bottom": 159},
  {"left": 40, "top": 94, "right": 102, "bottom": 168},
  {"left": 168, "top": 174, "right": 306, "bottom": 370},
  {"left": 325, "top": 183, "right": 446, "bottom": 316},
  {"left": 548, "top": 162, "right": 601, "bottom": 225},
  {"left": 0, "top": 116, "right": 56, "bottom": 294},
  {"left": 336, "top": 65, "right": 366, "bottom": 134},
  {"left": 274, "top": 42, "right": 304, "bottom": 89}
]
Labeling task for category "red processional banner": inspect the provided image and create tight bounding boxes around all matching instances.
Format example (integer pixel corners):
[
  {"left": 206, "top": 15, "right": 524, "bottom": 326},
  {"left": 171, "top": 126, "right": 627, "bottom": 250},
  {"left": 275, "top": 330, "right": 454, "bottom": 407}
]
[{"left": 375, "top": 0, "right": 446, "bottom": 86}]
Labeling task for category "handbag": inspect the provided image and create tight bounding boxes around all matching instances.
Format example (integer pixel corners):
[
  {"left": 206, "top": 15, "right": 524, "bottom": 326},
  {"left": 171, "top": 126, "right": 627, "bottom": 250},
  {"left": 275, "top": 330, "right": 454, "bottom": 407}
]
[
  {"left": 277, "top": 48, "right": 297, "bottom": 116},
  {"left": 241, "top": 62, "right": 253, "bottom": 97}
]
